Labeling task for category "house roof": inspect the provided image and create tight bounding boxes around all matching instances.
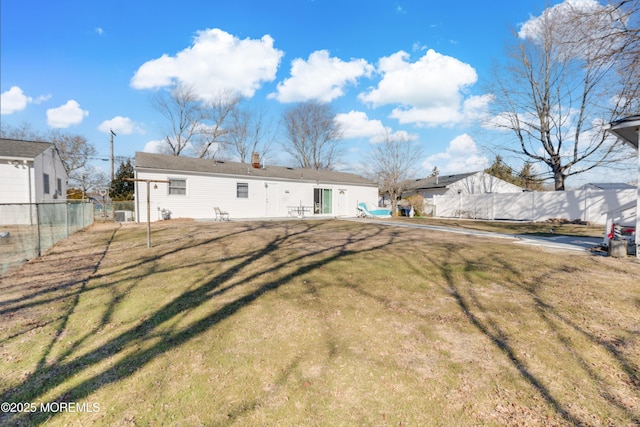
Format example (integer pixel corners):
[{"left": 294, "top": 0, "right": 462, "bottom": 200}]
[
  {"left": 0, "top": 138, "right": 54, "bottom": 159},
  {"left": 134, "top": 152, "right": 377, "bottom": 187},
  {"left": 605, "top": 115, "right": 640, "bottom": 150},
  {"left": 406, "top": 172, "right": 478, "bottom": 190},
  {"left": 582, "top": 182, "right": 637, "bottom": 190}
]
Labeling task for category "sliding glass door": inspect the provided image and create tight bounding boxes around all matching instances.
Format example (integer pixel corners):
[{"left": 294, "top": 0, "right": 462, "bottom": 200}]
[{"left": 313, "top": 188, "right": 332, "bottom": 214}]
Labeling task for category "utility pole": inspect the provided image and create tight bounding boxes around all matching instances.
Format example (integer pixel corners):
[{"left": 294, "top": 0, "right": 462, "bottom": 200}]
[{"left": 110, "top": 129, "right": 117, "bottom": 182}]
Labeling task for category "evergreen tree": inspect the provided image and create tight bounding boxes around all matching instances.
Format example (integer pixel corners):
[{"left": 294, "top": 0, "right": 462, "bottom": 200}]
[
  {"left": 518, "top": 162, "right": 544, "bottom": 191},
  {"left": 110, "top": 159, "right": 135, "bottom": 200},
  {"left": 485, "top": 156, "right": 517, "bottom": 185}
]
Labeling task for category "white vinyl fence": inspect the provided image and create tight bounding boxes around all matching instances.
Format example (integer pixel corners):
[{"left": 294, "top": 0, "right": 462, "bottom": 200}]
[{"left": 432, "top": 189, "right": 636, "bottom": 224}]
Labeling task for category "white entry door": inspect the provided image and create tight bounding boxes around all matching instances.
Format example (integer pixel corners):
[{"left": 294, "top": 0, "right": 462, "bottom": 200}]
[
  {"left": 336, "top": 189, "right": 348, "bottom": 216},
  {"left": 265, "top": 183, "right": 279, "bottom": 217}
]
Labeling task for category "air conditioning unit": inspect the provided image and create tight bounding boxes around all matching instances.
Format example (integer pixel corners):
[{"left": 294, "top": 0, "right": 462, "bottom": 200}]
[{"left": 114, "top": 210, "right": 134, "bottom": 222}]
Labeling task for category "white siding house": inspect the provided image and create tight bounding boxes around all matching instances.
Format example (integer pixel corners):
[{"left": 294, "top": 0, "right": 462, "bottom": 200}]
[
  {"left": 404, "top": 171, "right": 523, "bottom": 199},
  {"left": 605, "top": 115, "right": 639, "bottom": 258},
  {"left": 0, "top": 138, "right": 67, "bottom": 204},
  {"left": 134, "top": 152, "right": 379, "bottom": 221}
]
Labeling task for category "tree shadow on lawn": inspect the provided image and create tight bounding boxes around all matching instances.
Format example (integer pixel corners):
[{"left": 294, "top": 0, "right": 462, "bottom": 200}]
[
  {"left": 428, "top": 248, "right": 639, "bottom": 425},
  {"left": 498, "top": 259, "right": 640, "bottom": 422},
  {"left": 0, "top": 222, "right": 248, "bottom": 344},
  {"left": 332, "top": 238, "right": 638, "bottom": 425},
  {"left": 0, "top": 220, "right": 395, "bottom": 425}
]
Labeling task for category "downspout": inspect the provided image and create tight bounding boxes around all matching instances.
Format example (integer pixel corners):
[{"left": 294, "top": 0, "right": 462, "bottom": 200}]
[
  {"left": 27, "top": 161, "right": 33, "bottom": 225},
  {"left": 135, "top": 169, "right": 140, "bottom": 223},
  {"left": 636, "top": 127, "right": 640, "bottom": 258}
]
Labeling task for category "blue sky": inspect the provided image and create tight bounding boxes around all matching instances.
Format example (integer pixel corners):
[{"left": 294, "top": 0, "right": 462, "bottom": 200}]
[{"left": 2, "top": 0, "right": 622, "bottom": 186}]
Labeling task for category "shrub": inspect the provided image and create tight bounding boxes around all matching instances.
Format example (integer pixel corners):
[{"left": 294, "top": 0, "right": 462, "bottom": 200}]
[{"left": 405, "top": 194, "right": 425, "bottom": 217}]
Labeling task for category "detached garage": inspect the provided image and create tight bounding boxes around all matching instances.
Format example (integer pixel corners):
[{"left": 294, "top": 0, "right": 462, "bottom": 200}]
[{"left": 133, "top": 152, "right": 379, "bottom": 221}]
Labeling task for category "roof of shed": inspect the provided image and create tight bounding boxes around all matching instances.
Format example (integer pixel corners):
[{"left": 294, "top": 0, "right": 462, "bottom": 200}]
[
  {"left": 0, "top": 138, "right": 54, "bottom": 159},
  {"left": 606, "top": 115, "right": 639, "bottom": 150},
  {"left": 582, "top": 182, "right": 637, "bottom": 190},
  {"left": 406, "top": 172, "right": 478, "bottom": 190},
  {"left": 134, "top": 152, "right": 377, "bottom": 186}
]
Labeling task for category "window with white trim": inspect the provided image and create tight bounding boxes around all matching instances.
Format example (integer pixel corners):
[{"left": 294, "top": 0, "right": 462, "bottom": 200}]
[
  {"left": 168, "top": 179, "right": 186, "bottom": 195},
  {"left": 43, "top": 173, "right": 50, "bottom": 194},
  {"left": 237, "top": 182, "right": 248, "bottom": 198}
]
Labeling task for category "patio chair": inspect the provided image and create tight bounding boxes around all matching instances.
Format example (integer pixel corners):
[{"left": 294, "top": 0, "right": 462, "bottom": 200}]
[{"left": 214, "top": 207, "right": 230, "bottom": 221}]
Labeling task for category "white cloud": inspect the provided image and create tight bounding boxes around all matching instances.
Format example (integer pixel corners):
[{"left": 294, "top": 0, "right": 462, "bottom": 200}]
[
  {"left": 483, "top": 111, "right": 516, "bottom": 131},
  {"left": 143, "top": 139, "right": 170, "bottom": 154},
  {"left": 98, "top": 116, "right": 144, "bottom": 135},
  {"left": 334, "top": 110, "right": 418, "bottom": 143},
  {"left": 359, "top": 49, "right": 483, "bottom": 127},
  {"left": 95, "top": 27, "right": 104, "bottom": 35},
  {"left": 517, "top": 0, "right": 620, "bottom": 62},
  {"left": 422, "top": 133, "right": 489, "bottom": 174},
  {"left": 334, "top": 111, "right": 386, "bottom": 139},
  {"left": 518, "top": 0, "right": 602, "bottom": 40},
  {"left": 1, "top": 86, "right": 32, "bottom": 114},
  {"left": 369, "top": 129, "right": 418, "bottom": 144},
  {"left": 143, "top": 138, "right": 197, "bottom": 155},
  {"left": 131, "top": 28, "right": 283, "bottom": 101},
  {"left": 270, "top": 50, "right": 373, "bottom": 103},
  {"left": 33, "top": 94, "right": 52, "bottom": 104},
  {"left": 412, "top": 42, "right": 427, "bottom": 52},
  {"left": 46, "top": 100, "right": 88, "bottom": 128},
  {"left": 462, "top": 94, "right": 493, "bottom": 123}
]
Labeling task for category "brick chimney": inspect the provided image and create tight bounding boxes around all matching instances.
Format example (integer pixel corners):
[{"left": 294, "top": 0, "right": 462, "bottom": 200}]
[{"left": 251, "top": 152, "right": 260, "bottom": 169}]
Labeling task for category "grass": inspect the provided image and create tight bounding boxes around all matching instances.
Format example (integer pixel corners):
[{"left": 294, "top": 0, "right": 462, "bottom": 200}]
[
  {"left": 0, "top": 218, "right": 638, "bottom": 426},
  {"left": 390, "top": 216, "right": 605, "bottom": 238}
]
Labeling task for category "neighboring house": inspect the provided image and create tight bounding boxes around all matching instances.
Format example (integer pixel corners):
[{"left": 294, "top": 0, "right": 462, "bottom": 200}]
[
  {"left": 403, "top": 171, "right": 523, "bottom": 199},
  {"left": 580, "top": 182, "right": 637, "bottom": 191},
  {"left": 0, "top": 138, "right": 67, "bottom": 204},
  {"left": 133, "top": 152, "right": 379, "bottom": 221},
  {"left": 604, "top": 115, "right": 639, "bottom": 258}
]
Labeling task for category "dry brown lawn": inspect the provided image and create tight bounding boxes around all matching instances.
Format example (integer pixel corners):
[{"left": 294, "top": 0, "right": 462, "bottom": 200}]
[{"left": 0, "top": 218, "right": 638, "bottom": 426}]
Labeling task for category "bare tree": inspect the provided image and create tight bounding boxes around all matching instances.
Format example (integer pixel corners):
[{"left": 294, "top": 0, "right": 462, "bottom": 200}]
[
  {"left": 72, "top": 167, "right": 109, "bottom": 200},
  {"left": 192, "top": 90, "right": 241, "bottom": 159},
  {"left": 228, "top": 106, "right": 274, "bottom": 163},
  {"left": 0, "top": 122, "right": 40, "bottom": 141},
  {"left": 566, "top": 0, "right": 640, "bottom": 106},
  {"left": 571, "top": 0, "right": 640, "bottom": 109},
  {"left": 48, "top": 131, "right": 97, "bottom": 182},
  {"left": 153, "top": 85, "right": 201, "bottom": 156},
  {"left": 491, "top": 5, "right": 634, "bottom": 190},
  {"left": 281, "top": 101, "right": 343, "bottom": 170},
  {"left": 153, "top": 86, "right": 241, "bottom": 159},
  {"left": 368, "top": 131, "right": 423, "bottom": 215}
]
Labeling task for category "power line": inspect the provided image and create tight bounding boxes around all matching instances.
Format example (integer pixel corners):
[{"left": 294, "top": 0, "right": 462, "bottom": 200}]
[{"left": 89, "top": 155, "right": 130, "bottom": 163}]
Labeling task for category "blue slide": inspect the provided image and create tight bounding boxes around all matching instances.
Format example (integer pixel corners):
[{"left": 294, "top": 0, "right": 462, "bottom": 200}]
[{"left": 357, "top": 202, "right": 392, "bottom": 218}]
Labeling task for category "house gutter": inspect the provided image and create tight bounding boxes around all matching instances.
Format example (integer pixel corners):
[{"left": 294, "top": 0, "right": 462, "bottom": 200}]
[{"left": 134, "top": 166, "right": 378, "bottom": 188}]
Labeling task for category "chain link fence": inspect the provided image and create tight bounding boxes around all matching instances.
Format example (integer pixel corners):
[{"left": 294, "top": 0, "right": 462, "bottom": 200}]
[
  {"left": 92, "top": 199, "right": 135, "bottom": 221},
  {"left": 0, "top": 201, "right": 94, "bottom": 275}
]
